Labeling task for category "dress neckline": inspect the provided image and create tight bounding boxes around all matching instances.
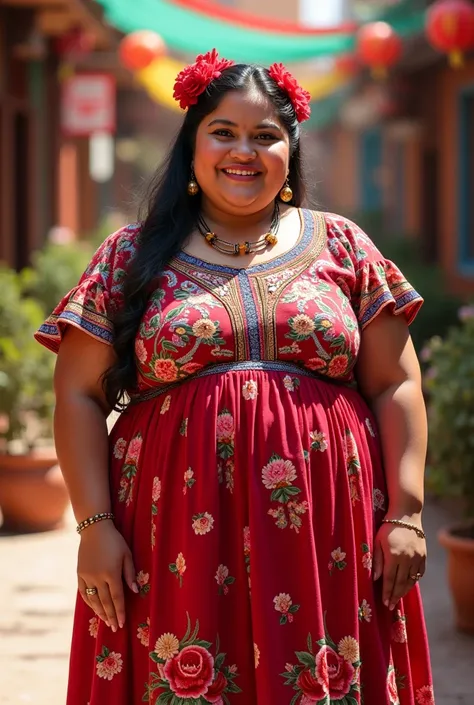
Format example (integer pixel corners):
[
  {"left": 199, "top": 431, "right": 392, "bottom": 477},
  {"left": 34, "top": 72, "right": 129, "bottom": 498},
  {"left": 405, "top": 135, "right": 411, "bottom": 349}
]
[{"left": 173, "top": 208, "right": 322, "bottom": 275}]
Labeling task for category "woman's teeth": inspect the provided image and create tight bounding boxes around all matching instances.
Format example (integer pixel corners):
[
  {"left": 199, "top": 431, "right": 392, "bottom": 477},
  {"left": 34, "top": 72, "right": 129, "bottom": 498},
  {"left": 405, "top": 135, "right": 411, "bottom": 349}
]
[{"left": 223, "top": 169, "right": 258, "bottom": 176}]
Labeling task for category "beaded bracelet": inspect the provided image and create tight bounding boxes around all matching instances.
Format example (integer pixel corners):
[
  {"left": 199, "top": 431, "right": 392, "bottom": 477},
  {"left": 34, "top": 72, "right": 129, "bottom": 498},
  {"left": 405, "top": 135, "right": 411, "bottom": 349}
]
[
  {"left": 382, "top": 519, "right": 426, "bottom": 539},
  {"left": 76, "top": 512, "right": 115, "bottom": 534}
]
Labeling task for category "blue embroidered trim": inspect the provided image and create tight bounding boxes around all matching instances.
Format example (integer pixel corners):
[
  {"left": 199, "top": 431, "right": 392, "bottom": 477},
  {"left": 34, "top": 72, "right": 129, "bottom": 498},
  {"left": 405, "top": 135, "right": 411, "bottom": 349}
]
[
  {"left": 37, "top": 311, "right": 113, "bottom": 344},
  {"left": 238, "top": 270, "right": 261, "bottom": 360},
  {"left": 359, "top": 289, "right": 422, "bottom": 328},
  {"left": 175, "top": 208, "right": 312, "bottom": 274}
]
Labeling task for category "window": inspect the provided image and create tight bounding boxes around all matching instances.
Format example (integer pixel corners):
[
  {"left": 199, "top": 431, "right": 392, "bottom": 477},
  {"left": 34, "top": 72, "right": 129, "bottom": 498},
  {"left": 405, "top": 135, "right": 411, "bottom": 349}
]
[{"left": 459, "top": 88, "right": 474, "bottom": 270}]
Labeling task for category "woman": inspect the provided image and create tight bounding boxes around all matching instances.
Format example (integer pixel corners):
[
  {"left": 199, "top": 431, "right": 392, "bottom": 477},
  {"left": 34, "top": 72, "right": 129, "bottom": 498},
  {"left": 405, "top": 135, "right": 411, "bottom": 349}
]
[{"left": 36, "top": 51, "right": 434, "bottom": 705}]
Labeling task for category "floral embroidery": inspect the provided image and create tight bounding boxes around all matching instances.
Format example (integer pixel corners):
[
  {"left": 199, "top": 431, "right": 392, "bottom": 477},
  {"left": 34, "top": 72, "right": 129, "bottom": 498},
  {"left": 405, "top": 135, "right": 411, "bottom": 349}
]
[
  {"left": 136, "top": 571, "right": 150, "bottom": 597},
  {"left": 361, "top": 543, "right": 373, "bottom": 572},
  {"left": 273, "top": 592, "right": 300, "bottom": 625},
  {"left": 329, "top": 547, "right": 347, "bottom": 575},
  {"left": 96, "top": 647, "right": 123, "bottom": 681},
  {"left": 388, "top": 665, "right": 400, "bottom": 704},
  {"left": 137, "top": 618, "right": 150, "bottom": 647},
  {"left": 146, "top": 615, "right": 241, "bottom": 703},
  {"left": 192, "top": 512, "right": 214, "bottom": 535},
  {"left": 373, "top": 487, "right": 386, "bottom": 512},
  {"left": 160, "top": 395, "right": 171, "bottom": 414},
  {"left": 416, "top": 685, "right": 435, "bottom": 704},
  {"left": 254, "top": 643, "right": 260, "bottom": 668},
  {"left": 135, "top": 338, "right": 148, "bottom": 365},
  {"left": 216, "top": 409, "right": 235, "bottom": 493},
  {"left": 242, "top": 379, "right": 258, "bottom": 400},
  {"left": 169, "top": 552, "right": 186, "bottom": 587},
  {"left": 282, "top": 622, "right": 361, "bottom": 703},
  {"left": 243, "top": 526, "right": 251, "bottom": 585},
  {"left": 151, "top": 476, "right": 161, "bottom": 549},
  {"left": 310, "top": 430, "right": 328, "bottom": 452},
  {"left": 215, "top": 564, "right": 235, "bottom": 595},
  {"left": 179, "top": 418, "right": 188, "bottom": 436},
  {"left": 88, "top": 616, "right": 99, "bottom": 638},
  {"left": 358, "top": 599, "right": 372, "bottom": 623},
  {"left": 392, "top": 611, "right": 407, "bottom": 643},
  {"left": 152, "top": 477, "right": 161, "bottom": 505},
  {"left": 118, "top": 432, "right": 143, "bottom": 505},
  {"left": 263, "top": 454, "right": 308, "bottom": 532},
  {"left": 345, "top": 429, "right": 361, "bottom": 506},
  {"left": 283, "top": 374, "right": 300, "bottom": 392},
  {"left": 113, "top": 438, "right": 126, "bottom": 460},
  {"left": 183, "top": 467, "right": 195, "bottom": 495}
]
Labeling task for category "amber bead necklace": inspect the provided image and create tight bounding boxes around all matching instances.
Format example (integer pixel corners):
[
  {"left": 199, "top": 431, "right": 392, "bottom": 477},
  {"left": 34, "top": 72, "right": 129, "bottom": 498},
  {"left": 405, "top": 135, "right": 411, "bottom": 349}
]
[{"left": 196, "top": 202, "right": 280, "bottom": 256}]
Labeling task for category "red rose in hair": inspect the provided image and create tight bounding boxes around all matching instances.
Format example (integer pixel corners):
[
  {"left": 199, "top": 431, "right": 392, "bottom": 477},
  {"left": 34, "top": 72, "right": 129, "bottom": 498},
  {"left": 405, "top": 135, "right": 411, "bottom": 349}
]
[
  {"left": 173, "top": 49, "right": 234, "bottom": 110},
  {"left": 268, "top": 63, "right": 311, "bottom": 122}
]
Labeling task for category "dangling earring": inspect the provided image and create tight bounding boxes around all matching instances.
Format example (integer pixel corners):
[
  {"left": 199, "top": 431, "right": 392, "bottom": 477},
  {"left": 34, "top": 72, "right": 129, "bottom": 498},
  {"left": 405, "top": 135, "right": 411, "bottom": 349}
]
[
  {"left": 187, "top": 167, "right": 199, "bottom": 196},
  {"left": 279, "top": 177, "right": 293, "bottom": 203}
]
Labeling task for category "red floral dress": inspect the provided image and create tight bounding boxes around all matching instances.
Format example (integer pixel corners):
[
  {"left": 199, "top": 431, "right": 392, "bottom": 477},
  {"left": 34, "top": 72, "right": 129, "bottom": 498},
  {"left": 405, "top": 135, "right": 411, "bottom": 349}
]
[{"left": 36, "top": 210, "right": 434, "bottom": 705}]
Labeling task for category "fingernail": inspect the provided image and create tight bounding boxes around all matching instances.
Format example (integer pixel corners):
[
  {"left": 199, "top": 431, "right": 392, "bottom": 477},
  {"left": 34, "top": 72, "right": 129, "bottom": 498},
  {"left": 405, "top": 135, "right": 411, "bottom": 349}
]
[
  {"left": 112, "top": 625, "right": 117, "bottom": 633},
  {"left": 132, "top": 583, "right": 139, "bottom": 594},
  {"left": 384, "top": 600, "right": 389, "bottom": 608},
  {"left": 389, "top": 604, "right": 395, "bottom": 611},
  {"left": 119, "top": 621, "right": 124, "bottom": 629},
  {"left": 105, "top": 621, "right": 110, "bottom": 627}
]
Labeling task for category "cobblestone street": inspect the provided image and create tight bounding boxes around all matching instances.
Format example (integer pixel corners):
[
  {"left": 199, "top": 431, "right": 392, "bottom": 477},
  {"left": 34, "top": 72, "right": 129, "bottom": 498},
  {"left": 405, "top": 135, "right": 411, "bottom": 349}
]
[{"left": 0, "top": 500, "right": 472, "bottom": 704}]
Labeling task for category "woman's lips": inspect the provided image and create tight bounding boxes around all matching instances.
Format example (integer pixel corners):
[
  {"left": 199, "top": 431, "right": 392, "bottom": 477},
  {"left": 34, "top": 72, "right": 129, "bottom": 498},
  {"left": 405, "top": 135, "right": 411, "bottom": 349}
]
[{"left": 220, "top": 168, "right": 261, "bottom": 182}]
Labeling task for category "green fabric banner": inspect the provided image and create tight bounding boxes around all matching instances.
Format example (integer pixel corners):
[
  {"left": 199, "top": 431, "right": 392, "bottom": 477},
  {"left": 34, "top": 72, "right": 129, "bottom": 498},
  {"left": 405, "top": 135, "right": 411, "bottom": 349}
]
[{"left": 97, "top": 0, "right": 426, "bottom": 63}]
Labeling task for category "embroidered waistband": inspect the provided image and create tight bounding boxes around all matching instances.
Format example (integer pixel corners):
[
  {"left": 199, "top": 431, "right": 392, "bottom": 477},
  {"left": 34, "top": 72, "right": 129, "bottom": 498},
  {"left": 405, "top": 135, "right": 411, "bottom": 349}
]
[{"left": 129, "top": 360, "right": 355, "bottom": 405}]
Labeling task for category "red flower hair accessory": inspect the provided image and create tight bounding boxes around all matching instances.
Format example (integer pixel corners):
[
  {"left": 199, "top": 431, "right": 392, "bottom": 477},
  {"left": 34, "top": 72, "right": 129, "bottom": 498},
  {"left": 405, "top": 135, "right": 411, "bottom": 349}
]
[
  {"left": 268, "top": 63, "right": 311, "bottom": 123},
  {"left": 173, "top": 49, "right": 235, "bottom": 110}
]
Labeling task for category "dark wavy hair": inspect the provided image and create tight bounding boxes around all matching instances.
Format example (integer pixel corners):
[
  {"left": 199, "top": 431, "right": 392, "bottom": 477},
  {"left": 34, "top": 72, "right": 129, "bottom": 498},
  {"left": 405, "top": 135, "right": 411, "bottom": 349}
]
[{"left": 104, "top": 63, "right": 307, "bottom": 409}]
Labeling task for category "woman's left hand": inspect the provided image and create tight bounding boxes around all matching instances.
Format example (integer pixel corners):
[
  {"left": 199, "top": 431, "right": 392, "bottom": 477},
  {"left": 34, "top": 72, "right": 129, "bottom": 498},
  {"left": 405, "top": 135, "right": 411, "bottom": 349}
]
[{"left": 373, "top": 522, "right": 427, "bottom": 611}]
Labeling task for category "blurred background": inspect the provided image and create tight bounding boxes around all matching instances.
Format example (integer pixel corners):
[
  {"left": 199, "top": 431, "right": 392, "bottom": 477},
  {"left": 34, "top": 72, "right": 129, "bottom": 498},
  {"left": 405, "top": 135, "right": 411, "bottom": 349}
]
[{"left": 0, "top": 0, "right": 474, "bottom": 703}]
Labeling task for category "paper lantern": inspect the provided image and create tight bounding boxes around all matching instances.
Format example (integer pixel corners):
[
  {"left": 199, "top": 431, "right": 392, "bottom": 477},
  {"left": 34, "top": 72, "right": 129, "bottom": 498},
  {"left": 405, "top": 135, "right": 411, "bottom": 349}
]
[
  {"left": 426, "top": 0, "right": 474, "bottom": 68},
  {"left": 356, "top": 22, "right": 403, "bottom": 80},
  {"left": 119, "top": 31, "right": 166, "bottom": 71}
]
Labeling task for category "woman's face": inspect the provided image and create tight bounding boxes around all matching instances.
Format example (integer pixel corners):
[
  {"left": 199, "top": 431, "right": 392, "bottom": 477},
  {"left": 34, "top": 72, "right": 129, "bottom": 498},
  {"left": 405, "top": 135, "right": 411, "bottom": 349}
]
[{"left": 193, "top": 89, "right": 291, "bottom": 216}]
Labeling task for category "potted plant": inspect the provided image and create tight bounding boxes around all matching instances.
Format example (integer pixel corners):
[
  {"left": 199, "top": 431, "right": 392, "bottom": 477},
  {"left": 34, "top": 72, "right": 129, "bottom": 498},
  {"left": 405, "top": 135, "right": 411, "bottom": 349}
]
[
  {"left": 0, "top": 265, "right": 69, "bottom": 532},
  {"left": 423, "top": 305, "right": 474, "bottom": 633}
]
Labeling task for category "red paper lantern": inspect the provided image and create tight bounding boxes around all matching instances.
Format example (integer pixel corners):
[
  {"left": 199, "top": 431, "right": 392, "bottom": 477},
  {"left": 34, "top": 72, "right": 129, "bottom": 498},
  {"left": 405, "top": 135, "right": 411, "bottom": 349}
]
[
  {"left": 426, "top": 0, "right": 474, "bottom": 68},
  {"left": 356, "top": 22, "right": 403, "bottom": 80},
  {"left": 119, "top": 31, "right": 166, "bottom": 71}
]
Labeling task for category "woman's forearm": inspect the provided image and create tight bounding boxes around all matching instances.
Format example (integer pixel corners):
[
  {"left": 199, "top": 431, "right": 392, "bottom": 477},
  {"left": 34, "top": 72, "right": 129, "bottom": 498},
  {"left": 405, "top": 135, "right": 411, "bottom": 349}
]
[
  {"left": 372, "top": 379, "right": 427, "bottom": 522},
  {"left": 54, "top": 393, "right": 112, "bottom": 524}
]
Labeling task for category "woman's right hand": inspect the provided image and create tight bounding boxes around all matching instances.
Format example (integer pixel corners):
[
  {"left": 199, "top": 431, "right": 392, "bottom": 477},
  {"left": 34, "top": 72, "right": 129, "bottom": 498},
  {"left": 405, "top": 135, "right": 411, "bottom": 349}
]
[{"left": 77, "top": 521, "right": 139, "bottom": 632}]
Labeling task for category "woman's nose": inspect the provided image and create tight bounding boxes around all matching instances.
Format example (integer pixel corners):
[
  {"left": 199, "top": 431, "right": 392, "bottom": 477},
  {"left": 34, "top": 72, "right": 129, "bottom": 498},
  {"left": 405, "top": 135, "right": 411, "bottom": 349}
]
[{"left": 229, "top": 140, "right": 257, "bottom": 162}]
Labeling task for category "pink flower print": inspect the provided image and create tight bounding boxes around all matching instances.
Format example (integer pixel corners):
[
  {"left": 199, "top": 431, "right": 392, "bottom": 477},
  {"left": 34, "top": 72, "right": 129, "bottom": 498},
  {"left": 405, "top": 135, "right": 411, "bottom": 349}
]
[
  {"left": 206, "top": 671, "right": 228, "bottom": 703},
  {"left": 135, "top": 338, "right": 147, "bottom": 365},
  {"left": 88, "top": 616, "right": 99, "bottom": 638},
  {"left": 243, "top": 526, "right": 251, "bottom": 555},
  {"left": 307, "top": 357, "right": 326, "bottom": 372},
  {"left": 283, "top": 375, "right": 295, "bottom": 392},
  {"left": 183, "top": 467, "right": 196, "bottom": 494},
  {"left": 328, "top": 353, "right": 349, "bottom": 378},
  {"left": 349, "top": 474, "right": 360, "bottom": 505},
  {"left": 287, "top": 500, "right": 308, "bottom": 533},
  {"left": 180, "top": 362, "right": 203, "bottom": 375},
  {"left": 192, "top": 512, "right": 214, "bottom": 535},
  {"left": 154, "top": 358, "right": 179, "bottom": 383},
  {"left": 160, "top": 395, "right": 171, "bottom": 414},
  {"left": 215, "top": 564, "right": 235, "bottom": 595},
  {"left": 416, "top": 685, "right": 435, "bottom": 705},
  {"left": 125, "top": 434, "right": 143, "bottom": 464},
  {"left": 152, "top": 476, "right": 162, "bottom": 503},
  {"left": 330, "top": 547, "right": 347, "bottom": 574},
  {"left": 273, "top": 592, "right": 300, "bottom": 624},
  {"left": 314, "top": 645, "right": 355, "bottom": 700},
  {"left": 361, "top": 543, "right": 373, "bottom": 572},
  {"left": 254, "top": 643, "right": 260, "bottom": 669},
  {"left": 310, "top": 430, "right": 328, "bottom": 452},
  {"left": 136, "top": 570, "right": 150, "bottom": 596},
  {"left": 113, "top": 438, "right": 127, "bottom": 460},
  {"left": 137, "top": 617, "right": 150, "bottom": 647},
  {"left": 261, "top": 457, "right": 297, "bottom": 490},
  {"left": 216, "top": 411, "right": 234, "bottom": 443},
  {"left": 151, "top": 521, "right": 156, "bottom": 549},
  {"left": 373, "top": 488, "right": 386, "bottom": 511},
  {"left": 358, "top": 599, "right": 372, "bottom": 623},
  {"left": 169, "top": 552, "right": 186, "bottom": 587},
  {"left": 268, "top": 506, "right": 288, "bottom": 529},
  {"left": 387, "top": 666, "right": 400, "bottom": 704},
  {"left": 96, "top": 647, "right": 123, "bottom": 681},
  {"left": 242, "top": 379, "right": 258, "bottom": 400},
  {"left": 391, "top": 612, "right": 407, "bottom": 644},
  {"left": 163, "top": 645, "right": 214, "bottom": 699}
]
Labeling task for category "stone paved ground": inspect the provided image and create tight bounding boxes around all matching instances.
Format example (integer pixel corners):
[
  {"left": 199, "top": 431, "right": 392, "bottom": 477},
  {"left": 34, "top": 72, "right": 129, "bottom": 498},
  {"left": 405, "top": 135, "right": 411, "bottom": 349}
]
[{"left": 0, "top": 500, "right": 472, "bottom": 704}]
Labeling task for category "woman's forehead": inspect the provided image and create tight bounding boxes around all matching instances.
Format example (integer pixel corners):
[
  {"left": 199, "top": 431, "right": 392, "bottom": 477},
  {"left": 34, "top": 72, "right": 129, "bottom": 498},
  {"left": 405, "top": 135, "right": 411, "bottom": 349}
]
[{"left": 203, "top": 89, "right": 283, "bottom": 128}]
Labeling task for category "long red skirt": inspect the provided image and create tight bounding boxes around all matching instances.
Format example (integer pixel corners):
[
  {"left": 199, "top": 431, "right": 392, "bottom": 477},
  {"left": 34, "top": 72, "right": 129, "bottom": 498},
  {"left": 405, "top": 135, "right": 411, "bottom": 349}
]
[{"left": 67, "top": 367, "right": 434, "bottom": 705}]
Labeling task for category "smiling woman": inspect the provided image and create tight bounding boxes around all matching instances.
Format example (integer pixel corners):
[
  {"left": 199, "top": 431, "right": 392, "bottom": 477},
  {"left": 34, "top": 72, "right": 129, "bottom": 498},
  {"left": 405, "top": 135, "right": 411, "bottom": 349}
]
[{"left": 35, "top": 49, "right": 434, "bottom": 705}]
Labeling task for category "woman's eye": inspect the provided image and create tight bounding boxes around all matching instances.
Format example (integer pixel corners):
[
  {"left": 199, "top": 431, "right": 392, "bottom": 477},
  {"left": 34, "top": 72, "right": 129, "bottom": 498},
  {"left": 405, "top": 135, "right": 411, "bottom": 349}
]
[
  {"left": 256, "top": 133, "right": 277, "bottom": 141},
  {"left": 213, "top": 129, "right": 233, "bottom": 137}
]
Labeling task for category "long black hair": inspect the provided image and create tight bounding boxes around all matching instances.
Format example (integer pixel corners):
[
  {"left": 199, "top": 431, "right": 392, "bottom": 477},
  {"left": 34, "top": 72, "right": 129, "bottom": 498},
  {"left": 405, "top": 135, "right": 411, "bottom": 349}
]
[{"left": 104, "top": 63, "right": 307, "bottom": 409}]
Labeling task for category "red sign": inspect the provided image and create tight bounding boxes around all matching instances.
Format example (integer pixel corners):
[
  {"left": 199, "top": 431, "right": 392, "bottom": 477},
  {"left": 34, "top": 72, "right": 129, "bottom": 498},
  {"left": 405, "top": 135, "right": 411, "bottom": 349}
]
[{"left": 61, "top": 73, "right": 116, "bottom": 137}]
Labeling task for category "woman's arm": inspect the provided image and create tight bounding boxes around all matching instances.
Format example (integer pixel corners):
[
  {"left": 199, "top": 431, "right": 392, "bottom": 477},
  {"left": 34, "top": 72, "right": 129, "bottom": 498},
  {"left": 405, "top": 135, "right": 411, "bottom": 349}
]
[
  {"left": 54, "top": 327, "right": 137, "bottom": 631},
  {"left": 356, "top": 308, "right": 427, "bottom": 610}
]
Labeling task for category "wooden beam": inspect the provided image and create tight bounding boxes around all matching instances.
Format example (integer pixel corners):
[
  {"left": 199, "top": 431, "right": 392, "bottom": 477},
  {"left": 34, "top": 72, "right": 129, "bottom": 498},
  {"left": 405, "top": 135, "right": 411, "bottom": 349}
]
[
  {"left": 36, "top": 9, "right": 74, "bottom": 34},
  {"left": 0, "top": 0, "right": 67, "bottom": 7}
]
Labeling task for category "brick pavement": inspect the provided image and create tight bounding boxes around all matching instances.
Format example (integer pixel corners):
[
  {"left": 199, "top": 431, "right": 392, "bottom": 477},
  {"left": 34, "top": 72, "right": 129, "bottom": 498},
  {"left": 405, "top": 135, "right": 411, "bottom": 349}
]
[{"left": 0, "top": 500, "right": 472, "bottom": 704}]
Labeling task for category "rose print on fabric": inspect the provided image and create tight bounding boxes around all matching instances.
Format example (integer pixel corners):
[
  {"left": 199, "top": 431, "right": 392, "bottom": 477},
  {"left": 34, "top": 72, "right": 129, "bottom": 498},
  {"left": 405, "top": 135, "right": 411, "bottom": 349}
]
[
  {"left": 169, "top": 553, "right": 186, "bottom": 587},
  {"left": 361, "top": 543, "right": 373, "bottom": 572},
  {"left": 282, "top": 623, "right": 361, "bottom": 704},
  {"left": 416, "top": 685, "right": 435, "bottom": 704},
  {"left": 273, "top": 593, "right": 300, "bottom": 625},
  {"left": 242, "top": 380, "right": 258, "bottom": 400},
  {"left": 137, "top": 618, "right": 151, "bottom": 647},
  {"left": 358, "top": 599, "right": 372, "bottom": 623},
  {"left": 243, "top": 526, "right": 251, "bottom": 585},
  {"left": 216, "top": 409, "right": 235, "bottom": 493},
  {"left": 263, "top": 454, "right": 308, "bottom": 532},
  {"left": 113, "top": 438, "right": 126, "bottom": 460},
  {"left": 192, "top": 512, "right": 214, "bottom": 535},
  {"left": 254, "top": 643, "right": 260, "bottom": 669},
  {"left": 88, "top": 616, "right": 99, "bottom": 638},
  {"left": 388, "top": 665, "right": 401, "bottom": 704},
  {"left": 329, "top": 547, "right": 347, "bottom": 575},
  {"left": 118, "top": 432, "right": 143, "bottom": 505},
  {"left": 345, "top": 429, "right": 361, "bottom": 506},
  {"left": 151, "top": 476, "right": 161, "bottom": 550},
  {"left": 183, "top": 468, "right": 195, "bottom": 495},
  {"left": 373, "top": 487, "right": 386, "bottom": 512},
  {"left": 391, "top": 611, "right": 407, "bottom": 644},
  {"left": 96, "top": 647, "right": 123, "bottom": 681},
  {"left": 136, "top": 571, "right": 150, "bottom": 597},
  {"left": 215, "top": 564, "right": 235, "bottom": 595},
  {"left": 145, "top": 615, "right": 241, "bottom": 703},
  {"left": 283, "top": 375, "right": 300, "bottom": 392},
  {"left": 310, "top": 430, "right": 328, "bottom": 452},
  {"left": 160, "top": 395, "right": 171, "bottom": 414}
]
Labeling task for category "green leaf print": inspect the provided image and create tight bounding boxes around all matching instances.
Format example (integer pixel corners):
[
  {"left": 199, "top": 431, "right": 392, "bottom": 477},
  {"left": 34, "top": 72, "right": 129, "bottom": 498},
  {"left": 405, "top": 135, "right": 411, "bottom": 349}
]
[
  {"left": 162, "top": 340, "right": 179, "bottom": 352},
  {"left": 295, "top": 651, "right": 315, "bottom": 668},
  {"left": 307, "top": 633, "right": 313, "bottom": 653},
  {"left": 270, "top": 485, "right": 301, "bottom": 503},
  {"left": 164, "top": 306, "right": 185, "bottom": 322}
]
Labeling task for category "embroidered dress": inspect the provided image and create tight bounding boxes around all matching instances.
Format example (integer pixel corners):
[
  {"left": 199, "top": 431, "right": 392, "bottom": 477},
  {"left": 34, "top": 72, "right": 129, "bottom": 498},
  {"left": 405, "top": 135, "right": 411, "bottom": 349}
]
[{"left": 35, "top": 210, "right": 434, "bottom": 705}]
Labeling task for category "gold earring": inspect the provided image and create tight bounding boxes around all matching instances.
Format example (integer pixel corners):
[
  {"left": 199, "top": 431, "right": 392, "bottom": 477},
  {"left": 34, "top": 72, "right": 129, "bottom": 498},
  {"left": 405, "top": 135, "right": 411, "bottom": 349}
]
[
  {"left": 187, "top": 168, "right": 199, "bottom": 196},
  {"left": 279, "top": 178, "right": 293, "bottom": 203}
]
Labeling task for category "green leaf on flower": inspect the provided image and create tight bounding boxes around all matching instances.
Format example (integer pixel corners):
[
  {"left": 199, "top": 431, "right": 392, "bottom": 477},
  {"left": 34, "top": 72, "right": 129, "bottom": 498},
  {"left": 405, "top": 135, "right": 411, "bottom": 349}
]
[
  {"left": 295, "top": 651, "right": 315, "bottom": 667},
  {"left": 307, "top": 633, "right": 313, "bottom": 653},
  {"left": 280, "top": 615, "right": 287, "bottom": 625},
  {"left": 289, "top": 604, "right": 300, "bottom": 613},
  {"left": 162, "top": 340, "right": 178, "bottom": 352},
  {"left": 169, "top": 563, "right": 177, "bottom": 573},
  {"left": 214, "top": 653, "right": 225, "bottom": 670}
]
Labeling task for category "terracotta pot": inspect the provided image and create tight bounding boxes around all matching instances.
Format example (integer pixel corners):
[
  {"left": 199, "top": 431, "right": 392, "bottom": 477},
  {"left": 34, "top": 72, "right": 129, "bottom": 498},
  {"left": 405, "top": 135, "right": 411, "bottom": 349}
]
[
  {"left": 438, "top": 521, "right": 474, "bottom": 634},
  {"left": 0, "top": 449, "right": 70, "bottom": 533}
]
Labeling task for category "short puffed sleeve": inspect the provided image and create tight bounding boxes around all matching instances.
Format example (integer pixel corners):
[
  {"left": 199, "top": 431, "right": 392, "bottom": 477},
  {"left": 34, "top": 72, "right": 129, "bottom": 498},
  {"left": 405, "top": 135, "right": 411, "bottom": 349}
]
[
  {"left": 326, "top": 214, "right": 423, "bottom": 330},
  {"left": 34, "top": 224, "right": 140, "bottom": 353}
]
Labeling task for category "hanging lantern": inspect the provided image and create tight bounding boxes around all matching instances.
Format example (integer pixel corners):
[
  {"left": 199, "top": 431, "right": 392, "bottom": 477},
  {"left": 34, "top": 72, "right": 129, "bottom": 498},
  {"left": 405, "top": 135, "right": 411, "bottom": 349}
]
[
  {"left": 356, "top": 22, "right": 403, "bottom": 80},
  {"left": 334, "top": 54, "right": 360, "bottom": 76},
  {"left": 119, "top": 31, "right": 166, "bottom": 71},
  {"left": 426, "top": 0, "right": 474, "bottom": 69},
  {"left": 54, "top": 27, "right": 95, "bottom": 60}
]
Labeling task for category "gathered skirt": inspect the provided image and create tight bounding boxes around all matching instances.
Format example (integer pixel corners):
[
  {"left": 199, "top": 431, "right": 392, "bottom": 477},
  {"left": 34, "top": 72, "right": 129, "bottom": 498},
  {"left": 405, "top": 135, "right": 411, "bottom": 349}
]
[{"left": 67, "top": 365, "right": 434, "bottom": 705}]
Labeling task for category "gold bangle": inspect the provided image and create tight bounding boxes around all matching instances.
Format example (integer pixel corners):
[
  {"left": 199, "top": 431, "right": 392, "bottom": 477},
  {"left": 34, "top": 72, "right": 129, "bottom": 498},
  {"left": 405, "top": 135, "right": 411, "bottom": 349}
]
[
  {"left": 382, "top": 519, "right": 426, "bottom": 540},
  {"left": 76, "top": 512, "right": 114, "bottom": 534}
]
